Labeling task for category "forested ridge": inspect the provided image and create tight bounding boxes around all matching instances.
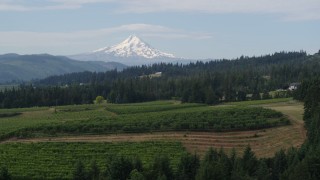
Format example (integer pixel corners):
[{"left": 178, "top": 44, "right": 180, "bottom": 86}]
[{"left": 1, "top": 51, "right": 320, "bottom": 108}]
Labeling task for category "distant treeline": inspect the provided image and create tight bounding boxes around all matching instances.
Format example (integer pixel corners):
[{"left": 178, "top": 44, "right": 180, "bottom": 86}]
[{"left": 2, "top": 51, "right": 320, "bottom": 108}]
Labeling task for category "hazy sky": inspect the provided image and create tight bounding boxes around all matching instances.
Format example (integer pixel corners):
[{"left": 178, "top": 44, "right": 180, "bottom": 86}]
[{"left": 0, "top": 0, "right": 320, "bottom": 59}]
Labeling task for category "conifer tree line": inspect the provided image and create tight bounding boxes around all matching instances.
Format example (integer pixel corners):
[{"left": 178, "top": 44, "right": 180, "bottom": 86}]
[{"left": 2, "top": 51, "right": 320, "bottom": 108}]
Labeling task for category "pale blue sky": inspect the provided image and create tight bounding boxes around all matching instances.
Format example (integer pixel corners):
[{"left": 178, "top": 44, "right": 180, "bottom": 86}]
[{"left": 0, "top": 0, "right": 319, "bottom": 59}]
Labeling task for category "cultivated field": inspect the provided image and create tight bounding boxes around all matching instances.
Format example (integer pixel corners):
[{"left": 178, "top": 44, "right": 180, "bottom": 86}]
[
  {"left": 1, "top": 100, "right": 288, "bottom": 140},
  {"left": 0, "top": 141, "right": 185, "bottom": 179},
  {"left": 0, "top": 98, "right": 306, "bottom": 179}
]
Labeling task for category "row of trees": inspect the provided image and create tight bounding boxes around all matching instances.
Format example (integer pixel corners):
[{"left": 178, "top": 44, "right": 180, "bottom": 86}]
[
  {"left": 71, "top": 142, "right": 317, "bottom": 180},
  {"left": 70, "top": 146, "right": 287, "bottom": 180}
]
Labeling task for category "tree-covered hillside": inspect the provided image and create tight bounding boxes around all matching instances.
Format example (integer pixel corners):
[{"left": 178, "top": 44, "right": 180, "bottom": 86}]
[
  {"left": 2, "top": 51, "right": 320, "bottom": 108},
  {"left": 0, "top": 54, "right": 126, "bottom": 83}
]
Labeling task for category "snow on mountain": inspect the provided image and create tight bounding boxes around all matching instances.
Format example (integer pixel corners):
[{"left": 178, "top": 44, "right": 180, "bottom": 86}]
[
  {"left": 93, "top": 35, "right": 175, "bottom": 59},
  {"left": 68, "top": 35, "right": 181, "bottom": 66}
]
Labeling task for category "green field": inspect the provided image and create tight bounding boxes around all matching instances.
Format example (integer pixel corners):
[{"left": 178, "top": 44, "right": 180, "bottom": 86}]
[
  {"left": 0, "top": 104, "right": 114, "bottom": 140},
  {"left": 0, "top": 99, "right": 297, "bottom": 179},
  {"left": 0, "top": 141, "right": 185, "bottom": 179},
  {"left": 223, "top": 98, "right": 292, "bottom": 106},
  {"left": 105, "top": 101, "right": 204, "bottom": 114},
  {"left": 0, "top": 101, "right": 288, "bottom": 140}
]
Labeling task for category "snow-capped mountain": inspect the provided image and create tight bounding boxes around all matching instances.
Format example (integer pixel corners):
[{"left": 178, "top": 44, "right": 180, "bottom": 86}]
[
  {"left": 69, "top": 35, "right": 184, "bottom": 66},
  {"left": 93, "top": 35, "right": 175, "bottom": 59}
]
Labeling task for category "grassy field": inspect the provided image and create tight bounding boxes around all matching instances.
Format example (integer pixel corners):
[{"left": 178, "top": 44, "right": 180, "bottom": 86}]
[
  {"left": 0, "top": 99, "right": 306, "bottom": 179},
  {"left": 0, "top": 104, "right": 114, "bottom": 140},
  {"left": 223, "top": 98, "right": 292, "bottom": 106}
]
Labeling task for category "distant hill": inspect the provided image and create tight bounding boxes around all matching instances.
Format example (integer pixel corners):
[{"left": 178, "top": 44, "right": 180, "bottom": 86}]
[
  {"left": 0, "top": 54, "right": 126, "bottom": 83},
  {"left": 37, "top": 51, "right": 310, "bottom": 87}
]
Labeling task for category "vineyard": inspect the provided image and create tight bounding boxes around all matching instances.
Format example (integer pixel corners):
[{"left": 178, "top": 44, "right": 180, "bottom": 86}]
[
  {"left": 0, "top": 141, "right": 185, "bottom": 179},
  {"left": 0, "top": 101, "right": 289, "bottom": 140},
  {"left": 0, "top": 99, "right": 306, "bottom": 179},
  {"left": 104, "top": 101, "right": 204, "bottom": 114}
]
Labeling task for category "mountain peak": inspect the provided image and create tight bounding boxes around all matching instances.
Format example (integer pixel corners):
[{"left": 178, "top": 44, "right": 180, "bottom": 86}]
[
  {"left": 92, "top": 35, "right": 175, "bottom": 59},
  {"left": 124, "top": 35, "right": 142, "bottom": 44}
]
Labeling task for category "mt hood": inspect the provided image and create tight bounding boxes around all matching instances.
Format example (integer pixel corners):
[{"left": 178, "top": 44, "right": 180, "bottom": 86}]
[{"left": 69, "top": 35, "right": 178, "bottom": 65}]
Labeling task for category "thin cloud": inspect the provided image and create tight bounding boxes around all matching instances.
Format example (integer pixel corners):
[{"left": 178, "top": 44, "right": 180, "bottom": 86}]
[
  {"left": 0, "top": 23, "right": 212, "bottom": 53},
  {"left": 0, "top": 0, "right": 319, "bottom": 21},
  {"left": 142, "top": 33, "right": 213, "bottom": 40},
  {"left": 117, "top": 0, "right": 320, "bottom": 21}
]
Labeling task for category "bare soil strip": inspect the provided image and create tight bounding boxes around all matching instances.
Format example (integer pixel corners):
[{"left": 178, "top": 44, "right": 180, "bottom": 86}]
[{"left": 2, "top": 101, "right": 306, "bottom": 158}]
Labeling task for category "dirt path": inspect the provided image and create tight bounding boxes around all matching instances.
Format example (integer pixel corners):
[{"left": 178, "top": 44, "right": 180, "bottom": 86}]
[
  {"left": 3, "top": 101, "right": 306, "bottom": 158},
  {"left": 260, "top": 101, "right": 306, "bottom": 142}
]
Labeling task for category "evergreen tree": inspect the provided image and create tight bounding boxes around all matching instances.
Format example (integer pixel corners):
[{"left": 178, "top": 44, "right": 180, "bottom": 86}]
[
  {"left": 256, "top": 161, "right": 270, "bottom": 180},
  {"left": 230, "top": 159, "right": 248, "bottom": 180},
  {"left": 0, "top": 166, "right": 11, "bottom": 180},
  {"left": 196, "top": 148, "right": 229, "bottom": 180},
  {"left": 252, "top": 90, "right": 261, "bottom": 100},
  {"left": 176, "top": 153, "right": 200, "bottom": 180},
  {"left": 262, "top": 91, "right": 271, "bottom": 100},
  {"left": 272, "top": 149, "right": 287, "bottom": 180},
  {"left": 73, "top": 161, "right": 87, "bottom": 180},
  {"left": 237, "top": 90, "right": 247, "bottom": 101},
  {"left": 132, "top": 157, "right": 143, "bottom": 172},
  {"left": 242, "top": 145, "right": 258, "bottom": 176},
  {"left": 88, "top": 160, "right": 100, "bottom": 180},
  {"left": 106, "top": 156, "right": 134, "bottom": 180},
  {"left": 129, "top": 169, "right": 145, "bottom": 180},
  {"left": 151, "top": 155, "right": 173, "bottom": 180}
]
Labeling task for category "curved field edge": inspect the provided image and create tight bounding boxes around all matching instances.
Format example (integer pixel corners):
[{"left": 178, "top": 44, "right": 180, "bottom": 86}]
[
  {"left": 1, "top": 99, "right": 306, "bottom": 158},
  {"left": 0, "top": 104, "right": 288, "bottom": 140},
  {"left": 0, "top": 141, "right": 186, "bottom": 180},
  {"left": 6, "top": 121, "right": 304, "bottom": 158}
]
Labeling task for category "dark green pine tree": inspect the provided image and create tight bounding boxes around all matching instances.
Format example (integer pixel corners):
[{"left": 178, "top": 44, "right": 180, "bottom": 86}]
[
  {"left": 272, "top": 149, "right": 287, "bottom": 180},
  {"left": 287, "top": 160, "right": 311, "bottom": 180},
  {"left": 151, "top": 155, "right": 173, "bottom": 180},
  {"left": 230, "top": 159, "right": 248, "bottom": 180},
  {"left": 256, "top": 161, "right": 270, "bottom": 180},
  {"left": 132, "top": 157, "right": 143, "bottom": 172},
  {"left": 176, "top": 153, "right": 200, "bottom": 180},
  {"left": 252, "top": 89, "right": 261, "bottom": 100},
  {"left": 196, "top": 148, "right": 228, "bottom": 180},
  {"left": 237, "top": 90, "right": 247, "bottom": 101},
  {"left": 88, "top": 160, "right": 100, "bottom": 180},
  {"left": 242, "top": 145, "right": 258, "bottom": 176},
  {"left": 0, "top": 166, "right": 11, "bottom": 180},
  {"left": 107, "top": 156, "right": 134, "bottom": 180},
  {"left": 129, "top": 169, "right": 145, "bottom": 180},
  {"left": 73, "top": 161, "right": 87, "bottom": 180}
]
